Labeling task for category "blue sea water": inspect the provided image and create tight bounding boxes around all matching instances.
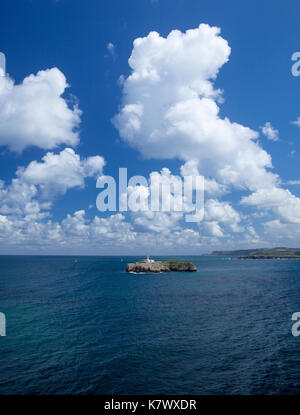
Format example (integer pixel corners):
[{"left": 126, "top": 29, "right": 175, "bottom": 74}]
[{"left": 1, "top": 255, "right": 300, "bottom": 394}]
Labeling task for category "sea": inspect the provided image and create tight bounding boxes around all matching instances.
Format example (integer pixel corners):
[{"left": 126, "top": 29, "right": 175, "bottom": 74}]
[{"left": 1, "top": 255, "right": 300, "bottom": 395}]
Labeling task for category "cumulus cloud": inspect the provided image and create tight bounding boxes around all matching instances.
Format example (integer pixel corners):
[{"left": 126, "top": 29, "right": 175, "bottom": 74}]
[
  {"left": 0, "top": 205, "right": 206, "bottom": 254},
  {"left": 0, "top": 161, "right": 277, "bottom": 253},
  {"left": 17, "top": 148, "right": 105, "bottom": 197},
  {"left": 113, "top": 23, "right": 300, "bottom": 240},
  {"left": 0, "top": 177, "right": 48, "bottom": 219},
  {"left": 263, "top": 220, "right": 300, "bottom": 244},
  {"left": 204, "top": 199, "right": 242, "bottom": 232},
  {"left": 0, "top": 149, "right": 144, "bottom": 252},
  {"left": 131, "top": 210, "right": 182, "bottom": 233},
  {"left": 0, "top": 209, "right": 137, "bottom": 252},
  {"left": 261, "top": 122, "right": 279, "bottom": 141},
  {"left": 0, "top": 68, "right": 81, "bottom": 152},
  {"left": 113, "top": 24, "right": 278, "bottom": 192},
  {"left": 197, "top": 198, "right": 242, "bottom": 238},
  {"left": 180, "top": 160, "right": 227, "bottom": 197},
  {"left": 119, "top": 165, "right": 240, "bottom": 238},
  {"left": 241, "top": 187, "right": 300, "bottom": 225},
  {"left": 0, "top": 148, "right": 105, "bottom": 223},
  {"left": 200, "top": 221, "right": 224, "bottom": 237},
  {"left": 122, "top": 166, "right": 206, "bottom": 232},
  {"left": 2, "top": 24, "right": 300, "bottom": 252}
]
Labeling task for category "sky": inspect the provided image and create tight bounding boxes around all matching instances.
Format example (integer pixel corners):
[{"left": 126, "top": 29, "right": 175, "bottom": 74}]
[{"left": 1, "top": 0, "right": 300, "bottom": 254}]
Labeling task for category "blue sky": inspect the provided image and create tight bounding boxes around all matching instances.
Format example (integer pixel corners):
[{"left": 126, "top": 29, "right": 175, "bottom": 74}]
[{"left": 1, "top": 0, "right": 300, "bottom": 254}]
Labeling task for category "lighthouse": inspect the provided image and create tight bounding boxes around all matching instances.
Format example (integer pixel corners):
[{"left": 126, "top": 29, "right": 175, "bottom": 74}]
[{"left": 146, "top": 255, "right": 154, "bottom": 263}]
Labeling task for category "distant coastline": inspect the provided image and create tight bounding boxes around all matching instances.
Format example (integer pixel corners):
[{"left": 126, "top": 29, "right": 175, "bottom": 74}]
[{"left": 210, "top": 247, "right": 300, "bottom": 259}]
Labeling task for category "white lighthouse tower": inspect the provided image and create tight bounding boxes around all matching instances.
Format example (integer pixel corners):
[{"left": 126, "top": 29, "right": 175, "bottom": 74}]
[{"left": 146, "top": 255, "right": 154, "bottom": 263}]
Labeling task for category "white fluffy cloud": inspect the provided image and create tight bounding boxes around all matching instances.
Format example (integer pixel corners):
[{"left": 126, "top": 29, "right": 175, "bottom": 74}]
[
  {"left": 263, "top": 220, "right": 300, "bottom": 244},
  {"left": 204, "top": 199, "right": 242, "bottom": 232},
  {"left": 0, "top": 148, "right": 105, "bottom": 223},
  {"left": 261, "top": 122, "right": 279, "bottom": 141},
  {"left": 17, "top": 147, "right": 105, "bottom": 197},
  {"left": 197, "top": 199, "right": 242, "bottom": 238},
  {"left": 122, "top": 166, "right": 239, "bottom": 237},
  {"left": 112, "top": 23, "right": 300, "bottom": 242},
  {"left": 113, "top": 24, "right": 277, "bottom": 192},
  {"left": 0, "top": 68, "right": 81, "bottom": 152},
  {"left": 180, "top": 160, "right": 227, "bottom": 197},
  {"left": 0, "top": 177, "right": 48, "bottom": 219},
  {"left": 241, "top": 187, "right": 300, "bottom": 225},
  {"left": 131, "top": 210, "right": 182, "bottom": 233},
  {"left": 0, "top": 206, "right": 206, "bottom": 254},
  {"left": 200, "top": 221, "right": 224, "bottom": 237},
  {"left": 3, "top": 24, "right": 300, "bottom": 252}
]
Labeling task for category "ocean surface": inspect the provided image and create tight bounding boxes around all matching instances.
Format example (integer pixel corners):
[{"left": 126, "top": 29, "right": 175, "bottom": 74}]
[{"left": 1, "top": 255, "right": 300, "bottom": 394}]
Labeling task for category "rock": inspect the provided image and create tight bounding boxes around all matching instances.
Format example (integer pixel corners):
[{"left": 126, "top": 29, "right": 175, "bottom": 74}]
[{"left": 126, "top": 260, "right": 197, "bottom": 273}]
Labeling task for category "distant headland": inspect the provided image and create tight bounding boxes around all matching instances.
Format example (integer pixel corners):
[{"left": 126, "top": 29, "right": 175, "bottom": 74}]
[
  {"left": 210, "top": 247, "right": 300, "bottom": 259},
  {"left": 126, "top": 256, "right": 197, "bottom": 273}
]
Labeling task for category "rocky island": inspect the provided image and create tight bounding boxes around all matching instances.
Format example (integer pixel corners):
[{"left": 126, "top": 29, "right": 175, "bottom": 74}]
[{"left": 126, "top": 256, "right": 197, "bottom": 273}]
